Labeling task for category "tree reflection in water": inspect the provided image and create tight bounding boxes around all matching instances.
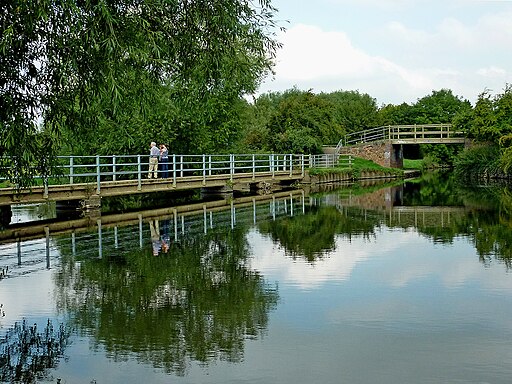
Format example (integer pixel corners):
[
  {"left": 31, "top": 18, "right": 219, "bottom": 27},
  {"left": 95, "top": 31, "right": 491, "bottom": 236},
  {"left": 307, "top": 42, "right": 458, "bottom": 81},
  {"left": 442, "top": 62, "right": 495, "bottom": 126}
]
[
  {"left": 54, "top": 226, "right": 278, "bottom": 375},
  {"left": 0, "top": 319, "right": 70, "bottom": 383},
  {"left": 259, "top": 172, "right": 512, "bottom": 268},
  {"left": 8, "top": 173, "right": 512, "bottom": 379},
  {"left": 259, "top": 205, "right": 377, "bottom": 263}
]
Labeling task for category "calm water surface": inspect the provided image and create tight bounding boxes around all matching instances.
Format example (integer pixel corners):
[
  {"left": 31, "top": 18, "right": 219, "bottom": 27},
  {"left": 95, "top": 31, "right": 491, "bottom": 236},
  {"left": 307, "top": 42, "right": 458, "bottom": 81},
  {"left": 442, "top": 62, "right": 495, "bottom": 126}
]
[{"left": 2, "top": 174, "right": 512, "bottom": 383}]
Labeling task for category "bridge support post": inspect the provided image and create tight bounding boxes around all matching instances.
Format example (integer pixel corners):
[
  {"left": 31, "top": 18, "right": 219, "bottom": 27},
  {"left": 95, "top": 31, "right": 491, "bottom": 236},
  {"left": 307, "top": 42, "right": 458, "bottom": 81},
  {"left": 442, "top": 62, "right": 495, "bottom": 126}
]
[{"left": 390, "top": 144, "right": 403, "bottom": 168}]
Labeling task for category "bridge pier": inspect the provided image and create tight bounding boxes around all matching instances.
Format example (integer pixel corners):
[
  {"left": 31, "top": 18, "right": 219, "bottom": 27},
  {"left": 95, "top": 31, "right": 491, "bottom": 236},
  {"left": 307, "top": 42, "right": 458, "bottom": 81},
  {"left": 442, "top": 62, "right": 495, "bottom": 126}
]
[{"left": 390, "top": 144, "right": 403, "bottom": 168}]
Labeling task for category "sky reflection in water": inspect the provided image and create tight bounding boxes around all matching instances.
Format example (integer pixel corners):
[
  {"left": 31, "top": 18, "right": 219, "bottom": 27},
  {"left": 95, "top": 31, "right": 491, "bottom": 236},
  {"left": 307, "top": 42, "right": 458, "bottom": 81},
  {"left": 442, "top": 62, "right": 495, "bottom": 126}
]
[{"left": 2, "top": 182, "right": 512, "bottom": 384}]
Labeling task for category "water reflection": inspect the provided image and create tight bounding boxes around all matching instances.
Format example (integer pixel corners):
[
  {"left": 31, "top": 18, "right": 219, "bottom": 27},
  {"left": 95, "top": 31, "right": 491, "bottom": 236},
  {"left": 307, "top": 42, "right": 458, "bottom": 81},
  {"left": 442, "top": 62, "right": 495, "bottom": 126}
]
[
  {"left": 0, "top": 320, "right": 70, "bottom": 383},
  {"left": 149, "top": 219, "right": 170, "bottom": 255},
  {"left": 3, "top": 177, "right": 512, "bottom": 382},
  {"left": 55, "top": 228, "right": 279, "bottom": 375}
]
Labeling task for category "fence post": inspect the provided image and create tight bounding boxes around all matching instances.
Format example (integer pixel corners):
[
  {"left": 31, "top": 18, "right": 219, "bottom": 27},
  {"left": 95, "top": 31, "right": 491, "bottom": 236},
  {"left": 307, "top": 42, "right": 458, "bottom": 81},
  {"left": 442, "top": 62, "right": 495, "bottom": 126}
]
[
  {"left": 173, "top": 154, "right": 177, "bottom": 187},
  {"left": 96, "top": 155, "right": 101, "bottom": 194},
  {"left": 97, "top": 219, "right": 102, "bottom": 259},
  {"left": 252, "top": 154, "right": 256, "bottom": 180},
  {"left": 271, "top": 154, "right": 275, "bottom": 178},
  {"left": 45, "top": 227, "right": 50, "bottom": 268},
  {"left": 230, "top": 154, "right": 234, "bottom": 182},
  {"left": 69, "top": 157, "right": 74, "bottom": 185},
  {"left": 289, "top": 154, "right": 293, "bottom": 177},
  {"left": 138, "top": 214, "right": 143, "bottom": 249},
  {"left": 180, "top": 155, "right": 184, "bottom": 178},
  {"left": 202, "top": 154, "right": 206, "bottom": 185},
  {"left": 208, "top": 155, "right": 212, "bottom": 176},
  {"left": 112, "top": 155, "right": 116, "bottom": 181},
  {"left": 301, "top": 154, "right": 305, "bottom": 176},
  {"left": 43, "top": 176, "right": 48, "bottom": 198},
  {"left": 137, "top": 155, "right": 142, "bottom": 191}
]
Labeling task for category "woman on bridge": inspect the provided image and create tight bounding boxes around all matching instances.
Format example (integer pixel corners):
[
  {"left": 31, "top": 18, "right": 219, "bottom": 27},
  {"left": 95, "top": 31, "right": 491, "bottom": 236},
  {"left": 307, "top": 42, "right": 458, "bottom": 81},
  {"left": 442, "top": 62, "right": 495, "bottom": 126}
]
[{"left": 159, "top": 144, "right": 169, "bottom": 178}]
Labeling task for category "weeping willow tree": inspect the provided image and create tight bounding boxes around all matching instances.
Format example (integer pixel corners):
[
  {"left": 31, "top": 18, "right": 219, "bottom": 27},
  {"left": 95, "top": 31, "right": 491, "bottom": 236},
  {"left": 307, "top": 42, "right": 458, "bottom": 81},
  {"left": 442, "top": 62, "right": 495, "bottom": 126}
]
[{"left": 0, "top": 0, "right": 282, "bottom": 187}]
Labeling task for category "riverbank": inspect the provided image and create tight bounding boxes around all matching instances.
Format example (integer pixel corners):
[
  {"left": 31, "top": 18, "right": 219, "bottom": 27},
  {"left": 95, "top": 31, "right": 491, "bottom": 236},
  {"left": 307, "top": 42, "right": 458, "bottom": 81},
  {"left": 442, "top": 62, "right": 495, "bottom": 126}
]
[{"left": 305, "top": 157, "right": 407, "bottom": 185}]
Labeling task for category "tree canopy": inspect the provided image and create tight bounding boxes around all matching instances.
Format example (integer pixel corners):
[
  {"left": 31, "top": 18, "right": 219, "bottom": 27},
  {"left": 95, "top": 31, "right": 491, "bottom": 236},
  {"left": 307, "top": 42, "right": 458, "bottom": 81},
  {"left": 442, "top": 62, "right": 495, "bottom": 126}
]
[{"left": 1, "top": 0, "right": 281, "bottom": 186}]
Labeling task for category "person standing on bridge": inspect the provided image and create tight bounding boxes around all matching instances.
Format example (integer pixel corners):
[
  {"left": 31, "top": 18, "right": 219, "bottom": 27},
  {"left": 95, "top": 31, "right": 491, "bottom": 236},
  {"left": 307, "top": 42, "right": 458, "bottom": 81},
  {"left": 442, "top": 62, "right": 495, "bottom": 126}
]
[
  {"left": 148, "top": 141, "right": 160, "bottom": 179},
  {"left": 159, "top": 144, "right": 169, "bottom": 178}
]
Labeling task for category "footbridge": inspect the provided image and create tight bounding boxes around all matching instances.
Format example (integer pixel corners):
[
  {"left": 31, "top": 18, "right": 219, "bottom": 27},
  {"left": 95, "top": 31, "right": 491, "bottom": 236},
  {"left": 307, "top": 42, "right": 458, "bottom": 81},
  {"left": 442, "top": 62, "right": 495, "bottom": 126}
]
[
  {"left": 0, "top": 153, "right": 304, "bottom": 209},
  {"left": 334, "top": 124, "right": 467, "bottom": 168},
  {"left": 0, "top": 153, "right": 352, "bottom": 224}
]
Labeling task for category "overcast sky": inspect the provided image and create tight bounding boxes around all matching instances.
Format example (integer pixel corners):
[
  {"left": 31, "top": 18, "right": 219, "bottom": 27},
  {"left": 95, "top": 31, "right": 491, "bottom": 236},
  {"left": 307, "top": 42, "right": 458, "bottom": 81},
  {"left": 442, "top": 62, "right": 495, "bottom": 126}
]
[{"left": 257, "top": 0, "right": 512, "bottom": 106}]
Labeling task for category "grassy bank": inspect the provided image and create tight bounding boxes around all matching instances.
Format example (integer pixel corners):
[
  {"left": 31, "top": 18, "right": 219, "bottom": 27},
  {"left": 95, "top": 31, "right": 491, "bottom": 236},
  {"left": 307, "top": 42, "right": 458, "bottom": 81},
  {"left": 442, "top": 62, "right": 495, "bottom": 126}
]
[
  {"left": 403, "top": 159, "right": 423, "bottom": 170},
  {"left": 309, "top": 157, "right": 403, "bottom": 177}
]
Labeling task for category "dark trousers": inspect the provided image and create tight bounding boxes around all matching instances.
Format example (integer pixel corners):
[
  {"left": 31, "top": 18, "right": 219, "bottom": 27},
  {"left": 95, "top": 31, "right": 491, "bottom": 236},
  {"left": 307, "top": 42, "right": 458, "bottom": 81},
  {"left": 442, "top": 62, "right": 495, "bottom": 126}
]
[{"left": 160, "top": 157, "right": 169, "bottom": 178}]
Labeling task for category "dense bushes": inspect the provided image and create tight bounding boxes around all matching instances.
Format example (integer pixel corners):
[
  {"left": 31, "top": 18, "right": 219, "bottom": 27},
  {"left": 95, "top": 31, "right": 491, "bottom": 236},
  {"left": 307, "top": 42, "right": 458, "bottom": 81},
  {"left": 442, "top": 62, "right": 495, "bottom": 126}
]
[{"left": 454, "top": 145, "right": 502, "bottom": 179}]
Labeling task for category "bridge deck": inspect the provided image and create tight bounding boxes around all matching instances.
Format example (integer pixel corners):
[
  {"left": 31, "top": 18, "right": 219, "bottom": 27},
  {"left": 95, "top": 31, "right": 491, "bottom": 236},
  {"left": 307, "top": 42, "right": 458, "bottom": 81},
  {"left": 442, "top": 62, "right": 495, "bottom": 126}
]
[{"left": 0, "top": 170, "right": 304, "bottom": 206}]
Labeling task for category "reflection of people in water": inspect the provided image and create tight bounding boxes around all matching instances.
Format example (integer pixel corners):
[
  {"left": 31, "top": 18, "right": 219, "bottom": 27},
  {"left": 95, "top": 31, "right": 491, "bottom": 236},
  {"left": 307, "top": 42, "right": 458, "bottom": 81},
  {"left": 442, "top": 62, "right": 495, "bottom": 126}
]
[
  {"left": 149, "top": 219, "right": 161, "bottom": 256},
  {"left": 149, "top": 218, "right": 171, "bottom": 255},
  {"left": 161, "top": 219, "right": 170, "bottom": 254}
]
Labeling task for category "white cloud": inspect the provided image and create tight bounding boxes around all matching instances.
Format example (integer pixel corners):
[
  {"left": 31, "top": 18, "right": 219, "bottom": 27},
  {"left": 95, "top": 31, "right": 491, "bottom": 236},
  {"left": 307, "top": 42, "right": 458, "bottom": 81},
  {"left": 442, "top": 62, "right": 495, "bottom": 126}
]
[
  {"left": 273, "top": 24, "right": 371, "bottom": 81},
  {"left": 436, "top": 18, "right": 474, "bottom": 48},
  {"left": 248, "top": 229, "right": 370, "bottom": 289},
  {"left": 477, "top": 66, "right": 508, "bottom": 77},
  {"left": 259, "top": 2, "right": 512, "bottom": 105},
  {"left": 259, "top": 24, "right": 436, "bottom": 104}
]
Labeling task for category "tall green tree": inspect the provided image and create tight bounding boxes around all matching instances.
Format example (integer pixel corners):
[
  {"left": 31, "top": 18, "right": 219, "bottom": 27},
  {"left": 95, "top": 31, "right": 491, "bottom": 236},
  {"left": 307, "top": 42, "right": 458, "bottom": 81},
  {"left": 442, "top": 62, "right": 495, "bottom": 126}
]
[
  {"left": 378, "top": 89, "right": 471, "bottom": 127},
  {"left": 265, "top": 89, "right": 341, "bottom": 154},
  {"left": 377, "top": 102, "right": 416, "bottom": 126},
  {"left": 235, "top": 91, "right": 283, "bottom": 152},
  {"left": 1, "top": 0, "right": 281, "bottom": 186},
  {"left": 466, "top": 90, "right": 499, "bottom": 142},
  {"left": 321, "top": 90, "right": 379, "bottom": 134},
  {"left": 412, "top": 89, "right": 471, "bottom": 124}
]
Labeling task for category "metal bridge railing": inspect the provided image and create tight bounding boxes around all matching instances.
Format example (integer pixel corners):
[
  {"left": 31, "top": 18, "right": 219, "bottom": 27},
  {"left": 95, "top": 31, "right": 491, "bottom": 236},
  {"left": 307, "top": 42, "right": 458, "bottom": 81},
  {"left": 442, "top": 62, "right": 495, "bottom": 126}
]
[
  {"left": 335, "top": 124, "right": 463, "bottom": 153},
  {"left": 310, "top": 154, "right": 352, "bottom": 169},
  {"left": 0, "top": 153, "right": 352, "bottom": 189}
]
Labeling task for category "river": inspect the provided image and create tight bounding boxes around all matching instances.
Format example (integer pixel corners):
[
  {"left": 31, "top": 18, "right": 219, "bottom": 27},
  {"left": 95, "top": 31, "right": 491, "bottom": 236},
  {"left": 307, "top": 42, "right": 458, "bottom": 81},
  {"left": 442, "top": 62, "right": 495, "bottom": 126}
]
[{"left": 1, "top": 172, "right": 512, "bottom": 383}]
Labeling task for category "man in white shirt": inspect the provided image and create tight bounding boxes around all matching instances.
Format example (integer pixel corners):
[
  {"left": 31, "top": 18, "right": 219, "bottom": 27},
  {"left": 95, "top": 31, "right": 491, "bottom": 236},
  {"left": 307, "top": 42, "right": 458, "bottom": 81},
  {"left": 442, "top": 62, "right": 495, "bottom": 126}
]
[{"left": 148, "top": 141, "right": 160, "bottom": 178}]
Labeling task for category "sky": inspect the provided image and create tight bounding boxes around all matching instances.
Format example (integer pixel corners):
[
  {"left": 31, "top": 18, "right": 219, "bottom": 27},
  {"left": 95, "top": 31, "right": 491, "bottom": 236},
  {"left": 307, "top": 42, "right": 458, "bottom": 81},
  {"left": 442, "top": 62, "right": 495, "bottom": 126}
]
[{"left": 257, "top": 0, "right": 512, "bottom": 106}]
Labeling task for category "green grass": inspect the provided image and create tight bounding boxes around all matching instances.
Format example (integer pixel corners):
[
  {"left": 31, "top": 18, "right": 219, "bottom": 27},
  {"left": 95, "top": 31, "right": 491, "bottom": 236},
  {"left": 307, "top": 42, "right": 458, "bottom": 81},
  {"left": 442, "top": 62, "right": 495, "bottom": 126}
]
[
  {"left": 351, "top": 157, "right": 392, "bottom": 170},
  {"left": 403, "top": 158, "right": 424, "bottom": 170},
  {"left": 309, "top": 156, "right": 403, "bottom": 176}
]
